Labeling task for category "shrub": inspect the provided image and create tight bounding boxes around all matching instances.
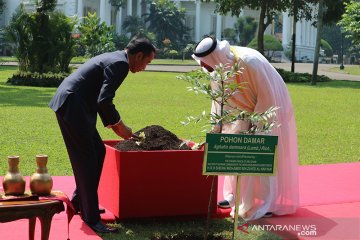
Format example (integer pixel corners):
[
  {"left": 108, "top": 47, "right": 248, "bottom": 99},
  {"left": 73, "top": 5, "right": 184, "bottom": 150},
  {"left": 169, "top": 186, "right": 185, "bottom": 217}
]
[
  {"left": 320, "top": 39, "right": 333, "bottom": 57},
  {"left": 184, "top": 68, "right": 331, "bottom": 84},
  {"left": 168, "top": 50, "right": 179, "bottom": 59},
  {"left": 276, "top": 68, "right": 331, "bottom": 83},
  {"left": 247, "top": 35, "right": 283, "bottom": 61},
  {"left": 76, "top": 12, "right": 115, "bottom": 57},
  {"left": 7, "top": 71, "right": 69, "bottom": 87},
  {"left": 5, "top": 3, "right": 76, "bottom": 73}
]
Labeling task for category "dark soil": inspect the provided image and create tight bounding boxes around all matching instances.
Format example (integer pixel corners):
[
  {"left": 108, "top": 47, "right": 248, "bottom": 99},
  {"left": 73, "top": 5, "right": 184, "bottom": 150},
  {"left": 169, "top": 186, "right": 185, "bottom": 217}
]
[{"left": 114, "top": 125, "right": 191, "bottom": 151}]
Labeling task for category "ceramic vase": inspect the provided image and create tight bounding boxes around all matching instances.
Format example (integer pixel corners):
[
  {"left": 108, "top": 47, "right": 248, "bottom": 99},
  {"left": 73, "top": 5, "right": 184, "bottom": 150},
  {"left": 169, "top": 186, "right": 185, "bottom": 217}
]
[
  {"left": 3, "top": 156, "right": 26, "bottom": 196},
  {"left": 30, "top": 154, "right": 53, "bottom": 196}
]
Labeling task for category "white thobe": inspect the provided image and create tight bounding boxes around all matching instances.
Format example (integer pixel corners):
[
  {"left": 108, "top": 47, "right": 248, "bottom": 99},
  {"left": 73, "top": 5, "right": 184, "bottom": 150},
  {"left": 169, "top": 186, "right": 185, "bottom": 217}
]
[{"left": 212, "top": 46, "right": 299, "bottom": 221}]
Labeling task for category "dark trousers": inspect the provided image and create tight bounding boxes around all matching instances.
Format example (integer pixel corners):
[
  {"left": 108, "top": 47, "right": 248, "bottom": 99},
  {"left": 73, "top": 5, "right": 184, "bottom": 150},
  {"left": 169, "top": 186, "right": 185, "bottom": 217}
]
[{"left": 55, "top": 94, "right": 105, "bottom": 224}]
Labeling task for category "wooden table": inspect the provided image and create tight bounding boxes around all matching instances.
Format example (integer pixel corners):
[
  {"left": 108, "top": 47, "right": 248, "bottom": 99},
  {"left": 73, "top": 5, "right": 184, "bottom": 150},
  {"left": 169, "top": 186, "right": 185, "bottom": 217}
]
[{"left": 0, "top": 199, "right": 64, "bottom": 240}]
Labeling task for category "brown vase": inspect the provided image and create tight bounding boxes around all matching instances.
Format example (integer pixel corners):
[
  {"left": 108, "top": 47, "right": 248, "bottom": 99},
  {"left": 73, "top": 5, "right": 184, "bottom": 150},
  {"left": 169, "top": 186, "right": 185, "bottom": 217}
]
[
  {"left": 30, "top": 154, "right": 53, "bottom": 196},
  {"left": 3, "top": 156, "right": 26, "bottom": 196}
]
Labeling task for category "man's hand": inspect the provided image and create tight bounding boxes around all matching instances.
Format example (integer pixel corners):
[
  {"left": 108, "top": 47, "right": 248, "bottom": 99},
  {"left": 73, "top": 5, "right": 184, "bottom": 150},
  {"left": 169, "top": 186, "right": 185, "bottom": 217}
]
[
  {"left": 210, "top": 124, "right": 221, "bottom": 133},
  {"left": 111, "top": 120, "right": 133, "bottom": 139}
]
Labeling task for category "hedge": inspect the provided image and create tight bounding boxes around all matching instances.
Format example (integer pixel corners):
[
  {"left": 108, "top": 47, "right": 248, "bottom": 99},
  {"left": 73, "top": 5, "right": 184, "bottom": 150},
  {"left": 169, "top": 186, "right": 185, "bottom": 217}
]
[
  {"left": 7, "top": 71, "right": 69, "bottom": 87},
  {"left": 182, "top": 68, "right": 331, "bottom": 83}
]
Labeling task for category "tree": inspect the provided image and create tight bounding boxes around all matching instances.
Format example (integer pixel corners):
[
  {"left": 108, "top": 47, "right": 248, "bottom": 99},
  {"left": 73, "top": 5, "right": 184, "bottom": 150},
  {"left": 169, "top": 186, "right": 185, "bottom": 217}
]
[
  {"left": 208, "top": 0, "right": 292, "bottom": 55},
  {"left": 0, "top": 0, "right": 5, "bottom": 15},
  {"left": 311, "top": 0, "right": 324, "bottom": 85},
  {"left": 323, "top": 0, "right": 351, "bottom": 24},
  {"left": 108, "top": 0, "right": 126, "bottom": 11},
  {"left": 5, "top": 1, "right": 76, "bottom": 73},
  {"left": 247, "top": 34, "right": 283, "bottom": 60},
  {"left": 234, "top": 16, "right": 257, "bottom": 46},
  {"left": 311, "top": 0, "right": 350, "bottom": 85},
  {"left": 321, "top": 24, "right": 351, "bottom": 62},
  {"left": 222, "top": 28, "right": 237, "bottom": 44},
  {"left": 0, "top": 0, "right": 7, "bottom": 54},
  {"left": 287, "top": 0, "right": 315, "bottom": 72},
  {"left": 122, "top": 15, "right": 146, "bottom": 38},
  {"left": 338, "top": 0, "right": 360, "bottom": 48},
  {"left": 77, "top": 12, "right": 115, "bottom": 57},
  {"left": 320, "top": 39, "right": 333, "bottom": 57},
  {"left": 144, "top": 0, "right": 189, "bottom": 50}
]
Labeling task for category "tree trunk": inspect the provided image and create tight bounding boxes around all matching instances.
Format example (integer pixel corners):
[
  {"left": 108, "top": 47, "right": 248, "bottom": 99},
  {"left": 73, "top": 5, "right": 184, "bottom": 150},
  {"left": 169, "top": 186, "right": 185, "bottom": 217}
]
[
  {"left": 311, "top": 0, "right": 324, "bottom": 85},
  {"left": 291, "top": 2, "right": 297, "bottom": 73},
  {"left": 257, "top": 3, "right": 267, "bottom": 55}
]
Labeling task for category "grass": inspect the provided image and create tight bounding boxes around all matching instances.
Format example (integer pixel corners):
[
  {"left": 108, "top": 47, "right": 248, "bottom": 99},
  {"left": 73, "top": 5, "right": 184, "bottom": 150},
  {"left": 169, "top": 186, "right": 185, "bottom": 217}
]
[
  {"left": 1, "top": 65, "right": 360, "bottom": 174},
  {"left": 329, "top": 65, "right": 360, "bottom": 75},
  {"left": 0, "top": 56, "right": 17, "bottom": 62},
  {"left": 150, "top": 59, "right": 197, "bottom": 65},
  {"left": 1, "top": 65, "right": 360, "bottom": 239},
  {"left": 1, "top": 56, "right": 198, "bottom": 65},
  {"left": 100, "top": 218, "right": 281, "bottom": 240}
]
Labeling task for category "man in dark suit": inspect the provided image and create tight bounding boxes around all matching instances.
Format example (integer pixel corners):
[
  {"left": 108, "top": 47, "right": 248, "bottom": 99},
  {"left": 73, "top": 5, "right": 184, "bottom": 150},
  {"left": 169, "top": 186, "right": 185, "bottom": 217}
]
[{"left": 49, "top": 37, "right": 156, "bottom": 233}]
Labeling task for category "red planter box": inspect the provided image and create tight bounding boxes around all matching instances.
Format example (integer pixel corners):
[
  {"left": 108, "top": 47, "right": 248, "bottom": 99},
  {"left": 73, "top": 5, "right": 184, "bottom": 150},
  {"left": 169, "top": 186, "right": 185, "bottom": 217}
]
[{"left": 98, "top": 140, "right": 217, "bottom": 219}]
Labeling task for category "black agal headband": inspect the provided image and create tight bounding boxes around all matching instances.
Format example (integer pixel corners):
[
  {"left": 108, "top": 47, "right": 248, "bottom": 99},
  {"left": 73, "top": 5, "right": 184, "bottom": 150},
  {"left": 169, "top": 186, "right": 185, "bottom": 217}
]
[{"left": 193, "top": 37, "right": 217, "bottom": 57}]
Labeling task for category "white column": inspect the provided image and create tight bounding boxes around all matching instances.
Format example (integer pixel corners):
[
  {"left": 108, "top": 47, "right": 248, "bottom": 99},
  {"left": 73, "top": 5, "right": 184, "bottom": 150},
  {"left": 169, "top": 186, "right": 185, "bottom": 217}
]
[
  {"left": 77, "top": 0, "right": 83, "bottom": 18},
  {"left": 301, "top": 21, "right": 306, "bottom": 46},
  {"left": 296, "top": 21, "right": 301, "bottom": 46},
  {"left": 195, "top": 0, "right": 201, "bottom": 42},
  {"left": 281, "top": 12, "right": 291, "bottom": 48},
  {"left": 127, "top": 0, "right": 133, "bottom": 16},
  {"left": 216, "top": 13, "right": 222, "bottom": 39},
  {"left": 137, "top": 0, "right": 142, "bottom": 17},
  {"left": 311, "top": 24, "right": 315, "bottom": 47},
  {"left": 116, "top": 8, "right": 123, "bottom": 33},
  {"left": 100, "top": 0, "right": 106, "bottom": 22},
  {"left": 106, "top": 0, "right": 112, "bottom": 25}
]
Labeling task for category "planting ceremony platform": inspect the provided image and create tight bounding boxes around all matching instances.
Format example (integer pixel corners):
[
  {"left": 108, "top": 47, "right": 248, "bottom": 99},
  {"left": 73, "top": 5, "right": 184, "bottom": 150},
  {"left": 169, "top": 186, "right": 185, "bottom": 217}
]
[{"left": 1, "top": 162, "right": 360, "bottom": 239}]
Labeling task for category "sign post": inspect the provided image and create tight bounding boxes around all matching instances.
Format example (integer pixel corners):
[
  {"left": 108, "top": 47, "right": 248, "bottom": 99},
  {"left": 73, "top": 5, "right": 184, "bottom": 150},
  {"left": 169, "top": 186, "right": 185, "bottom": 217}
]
[{"left": 203, "top": 133, "right": 278, "bottom": 239}]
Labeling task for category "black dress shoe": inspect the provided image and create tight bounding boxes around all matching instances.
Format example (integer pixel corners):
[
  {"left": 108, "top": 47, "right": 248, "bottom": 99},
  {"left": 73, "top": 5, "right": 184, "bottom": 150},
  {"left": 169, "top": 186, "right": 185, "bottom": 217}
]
[
  {"left": 72, "top": 204, "right": 106, "bottom": 215},
  {"left": 217, "top": 200, "right": 231, "bottom": 209},
  {"left": 86, "top": 221, "right": 119, "bottom": 233},
  {"left": 262, "top": 212, "right": 273, "bottom": 218},
  {"left": 74, "top": 208, "right": 106, "bottom": 215}
]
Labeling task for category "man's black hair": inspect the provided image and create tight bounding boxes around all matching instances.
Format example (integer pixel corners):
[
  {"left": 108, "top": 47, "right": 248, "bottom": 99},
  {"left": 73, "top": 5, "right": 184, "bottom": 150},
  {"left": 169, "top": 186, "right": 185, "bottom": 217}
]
[{"left": 126, "top": 37, "right": 156, "bottom": 56}]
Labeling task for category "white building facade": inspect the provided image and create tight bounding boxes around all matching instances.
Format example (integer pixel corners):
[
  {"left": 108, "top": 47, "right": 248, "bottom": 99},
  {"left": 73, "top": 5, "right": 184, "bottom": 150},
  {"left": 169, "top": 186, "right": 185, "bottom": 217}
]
[{"left": 1, "top": 0, "right": 318, "bottom": 61}]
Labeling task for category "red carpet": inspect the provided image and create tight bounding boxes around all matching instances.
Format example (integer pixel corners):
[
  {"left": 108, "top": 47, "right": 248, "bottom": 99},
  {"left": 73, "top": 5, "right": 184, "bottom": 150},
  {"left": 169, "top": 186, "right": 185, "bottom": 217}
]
[
  {"left": 217, "top": 162, "right": 360, "bottom": 239},
  {"left": 0, "top": 176, "right": 102, "bottom": 240},
  {"left": 1, "top": 162, "right": 360, "bottom": 239}
]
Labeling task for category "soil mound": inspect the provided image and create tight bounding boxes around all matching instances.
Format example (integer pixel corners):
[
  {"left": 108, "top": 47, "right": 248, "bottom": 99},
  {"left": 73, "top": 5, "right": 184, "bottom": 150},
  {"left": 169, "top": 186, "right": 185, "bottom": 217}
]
[{"left": 114, "top": 125, "right": 191, "bottom": 151}]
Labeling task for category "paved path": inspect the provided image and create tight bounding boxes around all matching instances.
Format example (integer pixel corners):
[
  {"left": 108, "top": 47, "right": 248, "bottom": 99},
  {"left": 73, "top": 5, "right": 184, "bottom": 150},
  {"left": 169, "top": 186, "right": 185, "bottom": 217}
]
[
  {"left": 2, "top": 61, "right": 359, "bottom": 81},
  {"left": 146, "top": 63, "right": 360, "bottom": 81}
]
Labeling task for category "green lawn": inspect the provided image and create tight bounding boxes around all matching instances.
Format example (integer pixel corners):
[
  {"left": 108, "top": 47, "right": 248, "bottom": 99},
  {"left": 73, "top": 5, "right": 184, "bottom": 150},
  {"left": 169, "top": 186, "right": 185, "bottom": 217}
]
[
  {"left": 1, "top": 65, "right": 360, "bottom": 239},
  {"left": 150, "top": 59, "right": 197, "bottom": 65},
  {"left": 329, "top": 65, "right": 360, "bottom": 75},
  {"left": 1, "top": 56, "right": 198, "bottom": 65},
  {"left": 1, "top": 65, "right": 359, "bottom": 175}
]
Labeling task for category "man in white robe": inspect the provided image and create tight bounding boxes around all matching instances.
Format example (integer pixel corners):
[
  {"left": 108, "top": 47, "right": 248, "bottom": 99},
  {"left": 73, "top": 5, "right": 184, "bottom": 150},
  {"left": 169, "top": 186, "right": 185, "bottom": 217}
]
[{"left": 192, "top": 37, "right": 299, "bottom": 221}]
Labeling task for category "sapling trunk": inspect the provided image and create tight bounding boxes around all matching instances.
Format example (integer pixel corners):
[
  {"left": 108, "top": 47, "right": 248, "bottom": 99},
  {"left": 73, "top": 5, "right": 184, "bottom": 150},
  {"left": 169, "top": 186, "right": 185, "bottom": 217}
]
[{"left": 204, "top": 69, "right": 226, "bottom": 240}]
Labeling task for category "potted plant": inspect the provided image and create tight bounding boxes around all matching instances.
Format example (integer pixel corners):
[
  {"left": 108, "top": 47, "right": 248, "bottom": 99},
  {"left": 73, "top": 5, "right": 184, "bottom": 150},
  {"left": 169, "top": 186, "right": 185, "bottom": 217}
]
[{"left": 98, "top": 125, "right": 217, "bottom": 220}]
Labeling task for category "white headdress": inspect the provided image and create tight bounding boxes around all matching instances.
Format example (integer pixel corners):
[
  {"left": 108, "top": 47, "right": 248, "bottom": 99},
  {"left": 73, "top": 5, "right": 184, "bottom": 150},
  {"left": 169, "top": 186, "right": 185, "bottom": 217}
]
[{"left": 192, "top": 37, "right": 234, "bottom": 69}]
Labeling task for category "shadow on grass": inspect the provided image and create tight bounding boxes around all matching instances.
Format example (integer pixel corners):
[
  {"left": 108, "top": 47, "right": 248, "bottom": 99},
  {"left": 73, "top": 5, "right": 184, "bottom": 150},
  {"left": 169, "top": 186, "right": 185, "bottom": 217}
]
[
  {"left": 0, "top": 85, "right": 54, "bottom": 107},
  {"left": 100, "top": 217, "right": 281, "bottom": 240},
  {"left": 288, "top": 80, "right": 360, "bottom": 90}
]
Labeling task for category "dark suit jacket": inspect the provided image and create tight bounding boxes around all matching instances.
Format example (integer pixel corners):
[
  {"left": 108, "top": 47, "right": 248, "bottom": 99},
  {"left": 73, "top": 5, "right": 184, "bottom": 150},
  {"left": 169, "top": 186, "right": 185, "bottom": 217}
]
[{"left": 49, "top": 50, "right": 129, "bottom": 127}]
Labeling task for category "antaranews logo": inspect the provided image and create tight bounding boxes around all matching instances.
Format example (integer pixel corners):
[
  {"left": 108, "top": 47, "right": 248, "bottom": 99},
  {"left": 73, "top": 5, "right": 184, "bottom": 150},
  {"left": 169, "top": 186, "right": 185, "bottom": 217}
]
[{"left": 238, "top": 223, "right": 317, "bottom": 237}]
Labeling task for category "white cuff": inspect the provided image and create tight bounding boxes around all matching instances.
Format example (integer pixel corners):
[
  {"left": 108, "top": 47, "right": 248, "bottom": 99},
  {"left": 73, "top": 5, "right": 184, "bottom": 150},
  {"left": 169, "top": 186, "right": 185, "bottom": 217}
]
[{"left": 106, "top": 119, "right": 122, "bottom": 128}]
